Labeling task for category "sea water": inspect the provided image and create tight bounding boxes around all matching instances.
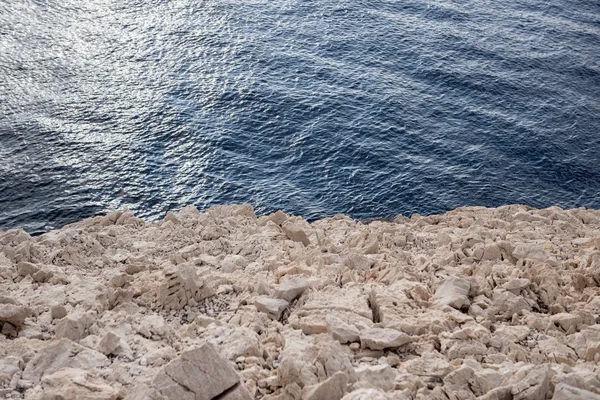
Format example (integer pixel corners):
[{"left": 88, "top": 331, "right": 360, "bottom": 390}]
[{"left": 1, "top": 0, "right": 599, "bottom": 233}]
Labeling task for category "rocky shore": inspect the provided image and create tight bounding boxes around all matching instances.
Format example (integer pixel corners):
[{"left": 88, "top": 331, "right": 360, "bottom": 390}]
[{"left": 2, "top": 204, "right": 600, "bottom": 399}]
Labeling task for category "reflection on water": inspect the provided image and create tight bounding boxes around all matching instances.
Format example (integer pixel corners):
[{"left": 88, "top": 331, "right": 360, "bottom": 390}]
[{"left": 1, "top": 0, "right": 599, "bottom": 233}]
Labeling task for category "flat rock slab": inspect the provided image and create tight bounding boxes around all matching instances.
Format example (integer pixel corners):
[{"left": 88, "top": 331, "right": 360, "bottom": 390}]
[
  {"left": 360, "top": 328, "right": 411, "bottom": 350},
  {"left": 289, "top": 287, "right": 374, "bottom": 335},
  {"left": 152, "top": 342, "right": 249, "bottom": 400}
]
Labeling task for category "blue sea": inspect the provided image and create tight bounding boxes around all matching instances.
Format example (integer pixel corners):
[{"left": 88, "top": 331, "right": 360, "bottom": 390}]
[{"left": 1, "top": 0, "right": 599, "bottom": 234}]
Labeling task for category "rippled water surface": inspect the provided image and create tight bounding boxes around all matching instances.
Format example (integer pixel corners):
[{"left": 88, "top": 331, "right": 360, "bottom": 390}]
[{"left": 1, "top": 0, "right": 600, "bottom": 233}]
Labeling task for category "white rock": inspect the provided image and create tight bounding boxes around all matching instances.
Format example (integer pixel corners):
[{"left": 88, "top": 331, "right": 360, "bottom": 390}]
[
  {"left": 0, "top": 356, "right": 22, "bottom": 387},
  {"left": 36, "top": 367, "right": 119, "bottom": 400},
  {"left": 341, "top": 389, "right": 390, "bottom": 400},
  {"left": 343, "top": 253, "right": 376, "bottom": 271},
  {"left": 157, "top": 264, "right": 214, "bottom": 310},
  {"left": 354, "top": 364, "right": 396, "bottom": 392},
  {"left": 152, "top": 343, "right": 250, "bottom": 400},
  {"left": 0, "top": 304, "right": 33, "bottom": 328},
  {"left": 50, "top": 305, "right": 68, "bottom": 320},
  {"left": 551, "top": 313, "right": 582, "bottom": 332},
  {"left": 326, "top": 315, "right": 360, "bottom": 344},
  {"left": 274, "top": 277, "right": 309, "bottom": 302},
  {"left": 255, "top": 297, "right": 289, "bottom": 320},
  {"left": 23, "top": 338, "right": 108, "bottom": 383},
  {"left": 222, "top": 255, "right": 249, "bottom": 273},
  {"left": 508, "top": 365, "right": 550, "bottom": 400},
  {"left": 552, "top": 383, "right": 600, "bottom": 400},
  {"left": 512, "top": 243, "right": 557, "bottom": 265},
  {"left": 282, "top": 222, "right": 311, "bottom": 246},
  {"left": 138, "top": 315, "right": 168, "bottom": 339},
  {"left": 55, "top": 316, "right": 87, "bottom": 341},
  {"left": 96, "top": 332, "right": 122, "bottom": 356},
  {"left": 206, "top": 326, "right": 264, "bottom": 361},
  {"left": 278, "top": 331, "right": 357, "bottom": 389},
  {"left": 433, "top": 275, "right": 471, "bottom": 310},
  {"left": 302, "top": 371, "right": 348, "bottom": 400},
  {"left": 404, "top": 351, "right": 452, "bottom": 378},
  {"left": 360, "top": 328, "right": 411, "bottom": 350},
  {"left": 502, "top": 278, "right": 531, "bottom": 292}
]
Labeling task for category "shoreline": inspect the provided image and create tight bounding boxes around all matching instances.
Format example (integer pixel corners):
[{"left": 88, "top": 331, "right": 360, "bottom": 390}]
[{"left": 1, "top": 203, "right": 600, "bottom": 399}]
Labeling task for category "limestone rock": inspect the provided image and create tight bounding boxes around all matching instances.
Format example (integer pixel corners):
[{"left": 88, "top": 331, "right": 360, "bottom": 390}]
[
  {"left": 282, "top": 222, "right": 311, "bottom": 246},
  {"left": 205, "top": 326, "right": 264, "bottom": 361},
  {"left": 326, "top": 315, "right": 360, "bottom": 344},
  {"left": 0, "top": 356, "right": 22, "bottom": 387},
  {"left": 552, "top": 383, "right": 600, "bottom": 400},
  {"left": 343, "top": 253, "right": 376, "bottom": 271},
  {"left": 478, "top": 386, "right": 512, "bottom": 400},
  {"left": 278, "top": 331, "right": 356, "bottom": 390},
  {"left": 0, "top": 304, "right": 33, "bottom": 328},
  {"left": 267, "top": 210, "right": 288, "bottom": 225},
  {"left": 23, "top": 338, "right": 108, "bottom": 383},
  {"left": 289, "top": 287, "right": 373, "bottom": 335},
  {"left": 502, "top": 278, "right": 531, "bottom": 293},
  {"left": 255, "top": 297, "right": 289, "bottom": 320},
  {"left": 222, "top": 255, "right": 249, "bottom": 273},
  {"left": 512, "top": 243, "right": 556, "bottom": 265},
  {"left": 434, "top": 275, "right": 471, "bottom": 310},
  {"left": 55, "top": 315, "right": 87, "bottom": 341},
  {"left": 96, "top": 332, "right": 122, "bottom": 356},
  {"left": 354, "top": 365, "right": 396, "bottom": 392},
  {"left": 302, "top": 371, "right": 348, "bottom": 400},
  {"left": 551, "top": 313, "right": 582, "bottom": 332},
  {"left": 219, "top": 384, "right": 254, "bottom": 400},
  {"left": 123, "top": 384, "right": 164, "bottom": 400},
  {"left": 138, "top": 315, "right": 169, "bottom": 339},
  {"left": 360, "top": 328, "right": 411, "bottom": 350},
  {"left": 156, "top": 264, "right": 214, "bottom": 311},
  {"left": 35, "top": 368, "right": 119, "bottom": 400},
  {"left": 404, "top": 352, "right": 452, "bottom": 378},
  {"left": 152, "top": 343, "right": 249, "bottom": 400},
  {"left": 274, "top": 277, "right": 309, "bottom": 302},
  {"left": 508, "top": 365, "right": 550, "bottom": 400},
  {"left": 50, "top": 305, "right": 67, "bottom": 320},
  {"left": 5, "top": 203, "right": 600, "bottom": 399},
  {"left": 493, "top": 289, "right": 532, "bottom": 319},
  {"left": 340, "top": 389, "right": 390, "bottom": 400}
]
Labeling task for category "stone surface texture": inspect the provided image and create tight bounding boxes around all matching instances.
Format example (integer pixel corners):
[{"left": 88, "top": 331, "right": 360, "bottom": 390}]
[{"left": 0, "top": 203, "right": 600, "bottom": 399}]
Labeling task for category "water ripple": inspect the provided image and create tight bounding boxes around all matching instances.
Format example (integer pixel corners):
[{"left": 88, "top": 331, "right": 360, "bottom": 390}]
[{"left": 1, "top": 0, "right": 600, "bottom": 233}]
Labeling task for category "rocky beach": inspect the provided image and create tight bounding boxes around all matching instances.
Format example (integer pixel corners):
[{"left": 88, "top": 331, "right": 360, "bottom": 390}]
[{"left": 2, "top": 203, "right": 600, "bottom": 399}]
